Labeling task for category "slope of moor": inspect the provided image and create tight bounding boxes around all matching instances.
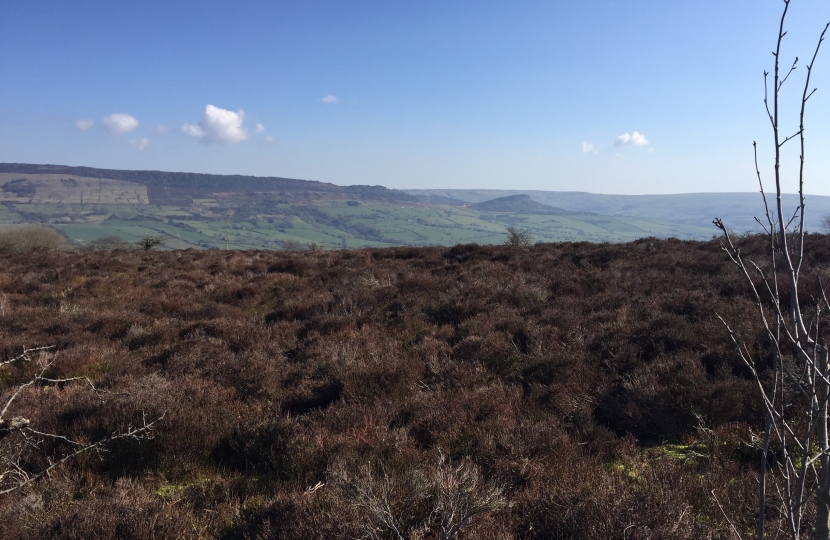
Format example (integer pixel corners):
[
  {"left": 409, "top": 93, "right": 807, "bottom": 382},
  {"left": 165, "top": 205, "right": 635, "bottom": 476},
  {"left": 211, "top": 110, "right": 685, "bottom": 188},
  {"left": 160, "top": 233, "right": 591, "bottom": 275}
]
[{"left": 2, "top": 236, "right": 826, "bottom": 537}]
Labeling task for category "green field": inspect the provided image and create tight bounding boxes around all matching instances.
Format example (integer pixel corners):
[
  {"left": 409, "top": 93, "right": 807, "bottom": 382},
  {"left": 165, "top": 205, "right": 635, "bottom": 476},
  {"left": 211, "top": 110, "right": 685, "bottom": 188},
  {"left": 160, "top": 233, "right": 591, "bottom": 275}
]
[{"left": 1, "top": 198, "right": 715, "bottom": 250}]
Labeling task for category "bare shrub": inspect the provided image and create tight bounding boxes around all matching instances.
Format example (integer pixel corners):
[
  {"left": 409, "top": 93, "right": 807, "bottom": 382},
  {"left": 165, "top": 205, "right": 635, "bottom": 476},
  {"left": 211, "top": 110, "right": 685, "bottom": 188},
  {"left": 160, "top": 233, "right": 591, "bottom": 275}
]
[
  {"left": 334, "top": 454, "right": 504, "bottom": 540},
  {"left": 136, "top": 235, "right": 166, "bottom": 250},
  {"left": 504, "top": 226, "right": 531, "bottom": 247},
  {"left": 0, "top": 225, "right": 66, "bottom": 253},
  {"left": 432, "top": 455, "right": 505, "bottom": 540}
]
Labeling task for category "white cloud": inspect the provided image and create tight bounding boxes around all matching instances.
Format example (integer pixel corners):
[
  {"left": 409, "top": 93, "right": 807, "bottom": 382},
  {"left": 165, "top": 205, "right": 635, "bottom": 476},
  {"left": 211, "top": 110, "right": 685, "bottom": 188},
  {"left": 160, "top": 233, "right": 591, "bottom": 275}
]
[
  {"left": 614, "top": 131, "right": 649, "bottom": 147},
  {"left": 321, "top": 94, "right": 338, "bottom": 104},
  {"left": 128, "top": 137, "right": 149, "bottom": 150},
  {"left": 151, "top": 124, "right": 169, "bottom": 134},
  {"left": 582, "top": 141, "right": 598, "bottom": 154},
  {"left": 103, "top": 113, "right": 139, "bottom": 135},
  {"left": 181, "top": 123, "right": 205, "bottom": 137},
  {"left": 256, "top": 122, "right": 265, "bottom": 133},
  {"left": 182, "top": 104, "right": 249, "bottom": 144},
  {"left": 75, "top": 118, "right": 94, "bottom": 131},
  {"left": 265, "top": 135, "right": 275, "bottom": 143}
]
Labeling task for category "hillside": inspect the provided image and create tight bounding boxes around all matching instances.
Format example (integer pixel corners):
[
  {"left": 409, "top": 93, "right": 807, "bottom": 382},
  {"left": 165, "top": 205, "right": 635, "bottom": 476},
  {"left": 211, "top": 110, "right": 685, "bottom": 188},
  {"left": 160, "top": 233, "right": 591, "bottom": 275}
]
[
  {"left": 0, "top": 163, "right": 409, "bottom": 204},
  {"left": 468, "top": 194, "right": 566, "bottom": 213},
  {"left": 0, "top": 173, "right": 149, "bottom": 204},
  {"left": 0, "top": 164, "right": 717, "bottom": 247},
  {"left": 0, "top": 236, "right": 807, "bottom": 537},
  {"left": 405, "top": 188, "right": 830, "bottom": 232}
]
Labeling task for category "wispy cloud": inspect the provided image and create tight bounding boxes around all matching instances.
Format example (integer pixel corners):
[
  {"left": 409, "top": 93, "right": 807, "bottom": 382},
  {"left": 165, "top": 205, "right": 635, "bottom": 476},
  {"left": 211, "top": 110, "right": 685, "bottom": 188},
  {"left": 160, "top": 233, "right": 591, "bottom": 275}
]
[
  {"left": 128, "top": 138, "right": 149, "bottom": 150},
  {"left": 150, "top": 124, "right": 169, "bottom": 134},
  {"left": 182, "top": 123, "right": 204, "bottom": 137},
  {"left": 265, "top": 135, "right": 275, "bottom": 143},
  {"left": 255, "top": 122, "right": 265, "bottom": 134},
  {"left": 321, "top": 95, "right": 338, "bottom": 104},
  {"left": 75, "top": 119, "right": 94, "bottom": 131},
  {"left": 614, "top": 131, "right": 649, "bottom": 147},
  {"left": 182, "top": 104, "right": 249, "bottom": 144},
  {"left": 103, "top": 113, "right": 139, "bottom": 135},
  {"left": 582, "top": 141, "right": 598, "bottom": 154}
]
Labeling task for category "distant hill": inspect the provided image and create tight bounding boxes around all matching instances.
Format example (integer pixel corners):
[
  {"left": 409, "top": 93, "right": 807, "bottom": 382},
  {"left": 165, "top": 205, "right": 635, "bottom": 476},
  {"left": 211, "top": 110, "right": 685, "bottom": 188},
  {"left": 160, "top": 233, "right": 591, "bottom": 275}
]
[
  {"left": 0, "top": 163, "right": 721, "bottom": 247},
  {"left": 469, "top": 194, "right": 566, "bottom": 214},
  {"left": 409, "top": 193, "right": 468, "bottom": 206},
  {"left": 0, "top": 163, "right": 413, "bottom": 205},
  {"left": 404, "top": 189, "right": 830, "bottom": 232}
]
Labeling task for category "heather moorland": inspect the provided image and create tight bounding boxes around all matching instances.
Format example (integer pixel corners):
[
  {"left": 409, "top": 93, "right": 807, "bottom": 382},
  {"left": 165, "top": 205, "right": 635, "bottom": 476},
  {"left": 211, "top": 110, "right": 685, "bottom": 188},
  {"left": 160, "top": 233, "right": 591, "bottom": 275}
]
[{"left": 0, "top": 235, "right": 822, "bottom": 538}]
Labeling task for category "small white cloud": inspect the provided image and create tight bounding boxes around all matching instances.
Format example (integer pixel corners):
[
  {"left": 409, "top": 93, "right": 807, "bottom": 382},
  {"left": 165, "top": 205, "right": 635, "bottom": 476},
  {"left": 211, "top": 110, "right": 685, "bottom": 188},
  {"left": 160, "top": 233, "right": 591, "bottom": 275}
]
[
  {"left": 183, "top": 104, "right": 249, "bottom": 144},
  {"left": 614, "top": 131, "right": 649, "bottom": 147},
  {"left": 181, "top": 123, "right": 205, "bottom": 137},
  {"left": 103, "top": 113, "right": 139, "bottom": 135},
  {"left": 256, "top": 122, "right": 265, "bottom": 133},
  {"left": 582, "top": 141, "right": 598, "bottom": 154},
  {"left": 75, "top": 118, "right": 94, "bottom": 131},
  {"left": 128, "top": 137, "right": 149, "bottom": 150},
  {"left": 265, "top": 135, "right": 275, "bottom": 143},
  {"left": 151, "top": 124, "right": 169, "bottom": 134},
  {"left": 321, "top": 94, "right": 338, "bottom": 104}
]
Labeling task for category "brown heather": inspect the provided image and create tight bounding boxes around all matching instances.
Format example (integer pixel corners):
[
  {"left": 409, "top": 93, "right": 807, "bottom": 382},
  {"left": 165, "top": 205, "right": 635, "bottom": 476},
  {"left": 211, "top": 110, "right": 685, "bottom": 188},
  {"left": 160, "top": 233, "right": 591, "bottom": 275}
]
[{"left": 2, "top": 235, "right": 828, "bottom": 538}]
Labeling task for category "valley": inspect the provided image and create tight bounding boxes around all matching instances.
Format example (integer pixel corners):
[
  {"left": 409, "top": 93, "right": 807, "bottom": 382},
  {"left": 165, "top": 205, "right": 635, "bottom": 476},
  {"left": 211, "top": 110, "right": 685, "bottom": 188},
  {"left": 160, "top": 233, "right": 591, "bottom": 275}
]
[{"left": 0, "top": 164, "right": 731, "bottom": 248}]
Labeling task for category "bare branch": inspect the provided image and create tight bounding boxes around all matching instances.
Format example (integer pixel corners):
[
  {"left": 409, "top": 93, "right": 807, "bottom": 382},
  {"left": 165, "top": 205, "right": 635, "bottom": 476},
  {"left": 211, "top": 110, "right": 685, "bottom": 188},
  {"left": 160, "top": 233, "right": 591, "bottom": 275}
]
[
  {"left": 779, "top": 56, "right": 799, "bottom": 90},
  {"left": 780, "top": 129, "right": 803, "bottom": 147},
  {"left": 712, "top": 490, "right": 745, "bottom": 540},
  {"left": 0, "top": 412, "right": 164, "bottom": 496}
]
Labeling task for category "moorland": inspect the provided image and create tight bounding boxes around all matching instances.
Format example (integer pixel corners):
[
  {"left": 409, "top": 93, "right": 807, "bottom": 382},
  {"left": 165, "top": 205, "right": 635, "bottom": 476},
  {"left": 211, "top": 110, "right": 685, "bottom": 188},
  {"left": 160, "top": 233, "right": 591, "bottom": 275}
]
[{"left": 0, "top": 234, "right": 821, "bottom": 538}]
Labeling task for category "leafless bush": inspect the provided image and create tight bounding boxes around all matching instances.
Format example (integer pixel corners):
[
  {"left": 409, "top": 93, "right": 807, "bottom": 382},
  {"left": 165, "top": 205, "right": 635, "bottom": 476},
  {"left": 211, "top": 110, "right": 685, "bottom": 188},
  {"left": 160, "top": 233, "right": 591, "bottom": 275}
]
[
  {"left": 504, "top": 226, "right": 532, "bottom": 247},
  {"left": 0, "top": 225, "right": 66, "bottom": 253},
  {"left": 333, "top": 454, "right": 505, "bottom": 540},
  {"left": 136, "top": 235, "right": 166, "bottom": 250},
  {"left": 432, "top": 455, "right": 505, "bottom": 540}
]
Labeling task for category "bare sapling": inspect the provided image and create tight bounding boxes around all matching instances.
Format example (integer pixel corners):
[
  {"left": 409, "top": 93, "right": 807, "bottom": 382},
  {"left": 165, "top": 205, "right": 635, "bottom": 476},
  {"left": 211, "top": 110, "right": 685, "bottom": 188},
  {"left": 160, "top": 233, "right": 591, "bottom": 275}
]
[{"left": 713, "top": 1, "right": 830, "bottom": 538}]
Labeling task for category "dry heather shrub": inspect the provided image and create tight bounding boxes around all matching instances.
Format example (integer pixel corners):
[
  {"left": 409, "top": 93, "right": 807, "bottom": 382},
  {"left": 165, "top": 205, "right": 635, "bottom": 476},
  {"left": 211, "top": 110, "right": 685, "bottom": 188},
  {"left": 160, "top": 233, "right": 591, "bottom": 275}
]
[
  {"left": 0, "top": 225, "right": 66, "bottom": 253},
  {"left": 0, "top": 237, "right": 810, "bottom": 536},
  {"left": 331, "top": 454, "right": 505, "bottom": 540}
]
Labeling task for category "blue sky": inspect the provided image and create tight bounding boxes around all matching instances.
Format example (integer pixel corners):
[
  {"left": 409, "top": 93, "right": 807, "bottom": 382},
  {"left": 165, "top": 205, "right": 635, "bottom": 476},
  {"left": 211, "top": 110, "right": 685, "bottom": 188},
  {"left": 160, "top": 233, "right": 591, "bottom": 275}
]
[{"left": 2, "top": 0, "right": 830, "bottom": 195}]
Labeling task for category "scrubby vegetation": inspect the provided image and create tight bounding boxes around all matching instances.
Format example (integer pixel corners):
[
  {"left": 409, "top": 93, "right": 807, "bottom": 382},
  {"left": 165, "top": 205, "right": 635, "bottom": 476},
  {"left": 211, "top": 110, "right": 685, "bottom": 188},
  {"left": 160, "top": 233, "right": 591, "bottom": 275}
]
[
  {"left": 3, "top": 236, "right": 828, "bottom": 538},
  {"left": 0, "top": 224, "right": 66, "bottom": 253}
]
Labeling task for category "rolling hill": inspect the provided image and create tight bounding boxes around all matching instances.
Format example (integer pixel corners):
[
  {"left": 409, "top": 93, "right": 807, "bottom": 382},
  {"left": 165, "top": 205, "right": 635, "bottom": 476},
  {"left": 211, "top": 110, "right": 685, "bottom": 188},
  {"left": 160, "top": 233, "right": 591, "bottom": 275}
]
[
  {"left": 404, "top": 188, "right": 830, "bottom": 233},
  {"left": 0, "top": 163, "right": 721, "bottom": 248},
  {"left": 468, "top": 194, "right": 566, "bottom": 214}
]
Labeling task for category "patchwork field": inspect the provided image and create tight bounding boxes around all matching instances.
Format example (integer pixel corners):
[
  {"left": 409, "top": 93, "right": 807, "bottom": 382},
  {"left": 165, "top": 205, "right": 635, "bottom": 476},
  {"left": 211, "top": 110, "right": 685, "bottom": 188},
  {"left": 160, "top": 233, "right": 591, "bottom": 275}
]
[{"left": 1, "top": 198, "right": 715, "bottom": 250}]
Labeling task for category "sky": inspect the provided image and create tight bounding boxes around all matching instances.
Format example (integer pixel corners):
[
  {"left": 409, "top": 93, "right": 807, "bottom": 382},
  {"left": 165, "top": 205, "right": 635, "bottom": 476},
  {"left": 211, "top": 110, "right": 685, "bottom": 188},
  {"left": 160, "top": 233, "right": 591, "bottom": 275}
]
[{"left": 2, "top": 0, "right": 830, "bottom": 195}]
